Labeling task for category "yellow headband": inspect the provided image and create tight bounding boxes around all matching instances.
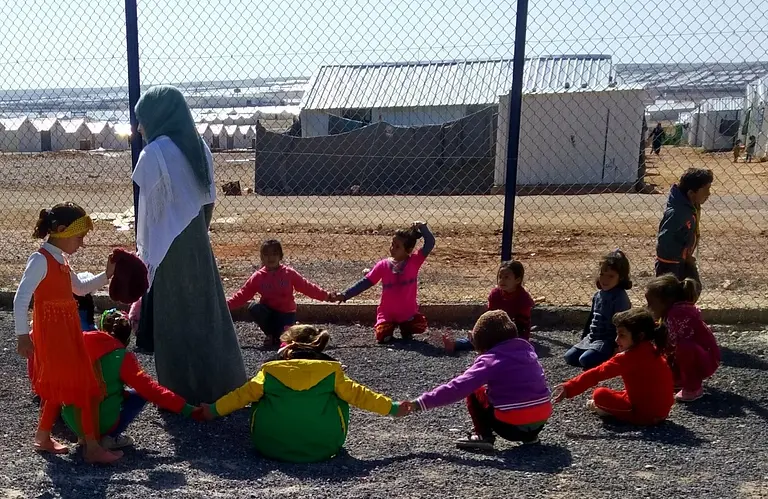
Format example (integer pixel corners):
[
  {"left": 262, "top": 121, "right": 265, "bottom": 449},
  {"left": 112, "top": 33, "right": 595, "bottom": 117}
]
[{"left": 48, "top": 215, "right": 94, "bottom": 239}]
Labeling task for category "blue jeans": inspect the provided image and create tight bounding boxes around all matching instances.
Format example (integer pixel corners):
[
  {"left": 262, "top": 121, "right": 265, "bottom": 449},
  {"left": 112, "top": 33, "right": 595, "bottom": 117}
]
[
  {"left": 78, "top": 309, "right": 97, "bottom": 332},
  {"left": 564, "top": 347, "right": 612, "bottom": 369},
  {"left": 248, "top": 303, "right": 296, "bottom": 340},
  {"left": 455, "top": 337, "right": 474, "bottom": 351},
  {"left": 109, "top": 389, "right": 147, "bottom": 437}
]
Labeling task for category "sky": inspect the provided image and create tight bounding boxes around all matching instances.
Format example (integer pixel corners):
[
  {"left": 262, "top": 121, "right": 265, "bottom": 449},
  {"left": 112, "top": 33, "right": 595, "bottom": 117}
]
[{"left": 0, "top": 0, "right": 766, "bottom": 90}]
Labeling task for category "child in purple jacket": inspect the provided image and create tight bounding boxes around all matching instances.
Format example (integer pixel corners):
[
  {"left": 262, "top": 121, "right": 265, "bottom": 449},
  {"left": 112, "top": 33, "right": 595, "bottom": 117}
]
[{"left": 406, "top": 310, "right": 551, "bottom": 451}]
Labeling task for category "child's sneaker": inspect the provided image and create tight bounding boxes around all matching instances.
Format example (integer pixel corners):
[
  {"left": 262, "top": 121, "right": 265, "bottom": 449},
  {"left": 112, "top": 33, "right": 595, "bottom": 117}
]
[
  {"left": 455, "top": 434, "right": 495, "bottom": 451},
  {"left": 376, "top": 335, "right": 394, "bottom": 344},
  {"left": 101, "top": 435, "right": 135, "bottom": 450},
  {"left": 675, "top": 388, "right": 704, "bottom": 402}
]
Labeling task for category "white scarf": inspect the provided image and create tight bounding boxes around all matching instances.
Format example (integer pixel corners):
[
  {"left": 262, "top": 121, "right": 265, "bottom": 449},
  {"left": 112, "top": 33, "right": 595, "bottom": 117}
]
[{"left": 131, "top": 136, "right": 216, "bottom": 286}]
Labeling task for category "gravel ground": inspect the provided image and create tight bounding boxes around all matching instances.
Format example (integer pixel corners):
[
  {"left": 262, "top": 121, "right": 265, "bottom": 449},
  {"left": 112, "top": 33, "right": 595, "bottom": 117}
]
[{"left": 0, "top": 311, "right": 767, "bottom": 498}]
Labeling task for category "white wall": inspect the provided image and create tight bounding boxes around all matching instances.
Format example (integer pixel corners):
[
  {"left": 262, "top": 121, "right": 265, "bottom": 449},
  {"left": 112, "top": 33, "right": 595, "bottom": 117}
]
[
  {"left": 701, "top": 110, "right": 739, "bottom": 151},
  {"left": 18, "top": 121, "right": 40, "bottom": 152},
  {"left": 300, "top": 110, "right": 330, "bottom": 137},
  {"left": 496, "top": 90, "right": 645, "bottom": 185}
]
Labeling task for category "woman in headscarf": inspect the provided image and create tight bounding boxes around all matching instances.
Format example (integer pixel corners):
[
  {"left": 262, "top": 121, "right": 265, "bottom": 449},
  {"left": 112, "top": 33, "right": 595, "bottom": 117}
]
[{"left": 132, "top": 86, "right": 246, "bottom": 404}]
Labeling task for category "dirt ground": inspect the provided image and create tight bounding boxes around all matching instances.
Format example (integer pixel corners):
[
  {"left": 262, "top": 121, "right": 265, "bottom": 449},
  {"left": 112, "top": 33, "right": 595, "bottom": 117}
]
[
  {"left": 0, "top": 146, "right": 766, "bottom": 309},
  {"left": 1, "top": 315, "right": 767, "bottom": 498}
]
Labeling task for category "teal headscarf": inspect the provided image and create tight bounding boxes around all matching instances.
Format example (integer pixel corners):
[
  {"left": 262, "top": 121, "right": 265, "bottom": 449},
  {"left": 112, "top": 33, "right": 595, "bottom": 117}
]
[{"left": 135, "top": 85, "right": 211, "bottom": 189}]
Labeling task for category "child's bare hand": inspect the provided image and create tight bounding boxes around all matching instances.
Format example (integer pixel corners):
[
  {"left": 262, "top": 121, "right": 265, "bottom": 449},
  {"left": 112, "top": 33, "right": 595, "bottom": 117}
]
[
  {"left": 393, "top": 401, "right": 413, "bottom": 417},
  {"left": 17, "top": 335, "right": 33, "bottom": 359},
  {"left": 551, "top": 385, "right": 566, "bottom": 403},
  {"left": 105, "top": 254, "right": 116, "bottom": 279},
  {"left": 199, "top": 403, "right": 216, "bottom": 421}
]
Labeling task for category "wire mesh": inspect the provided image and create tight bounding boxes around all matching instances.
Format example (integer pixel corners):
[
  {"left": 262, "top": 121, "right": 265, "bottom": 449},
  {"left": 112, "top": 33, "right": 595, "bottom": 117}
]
[{"left": 0, "top": 0, "right": 766, "bottom": 310}]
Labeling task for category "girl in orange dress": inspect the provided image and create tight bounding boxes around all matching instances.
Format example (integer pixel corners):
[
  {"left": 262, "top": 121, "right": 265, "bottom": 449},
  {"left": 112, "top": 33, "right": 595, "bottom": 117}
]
[{"left": 13, "top": 202, "right": 120, "bottom": 464}]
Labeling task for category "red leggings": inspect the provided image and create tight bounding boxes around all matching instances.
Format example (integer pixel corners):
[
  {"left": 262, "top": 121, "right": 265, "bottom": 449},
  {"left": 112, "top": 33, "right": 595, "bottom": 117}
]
[
  {"left": 592, "top": 388, "right": 666, "bottom": 426},
  {"left": 374, "top": 314, "right": 428, "bottom": 342},
  {"left": 30, "top": 354, "right": 98, "bottom": 439}
]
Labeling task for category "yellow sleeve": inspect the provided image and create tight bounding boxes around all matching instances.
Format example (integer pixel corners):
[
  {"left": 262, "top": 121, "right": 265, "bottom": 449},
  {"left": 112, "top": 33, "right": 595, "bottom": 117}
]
[
  {"left": 214, "top": 371, "right": 265, "bottom": 417},
  {"left": 334, "top": 373, "right": 393, "bottom": 416}
]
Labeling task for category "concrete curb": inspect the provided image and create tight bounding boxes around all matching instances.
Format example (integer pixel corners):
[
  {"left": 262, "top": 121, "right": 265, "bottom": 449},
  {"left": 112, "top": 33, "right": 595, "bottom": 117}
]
[{"left": 2, "top": 289, "right": 766, "bottom": 327}]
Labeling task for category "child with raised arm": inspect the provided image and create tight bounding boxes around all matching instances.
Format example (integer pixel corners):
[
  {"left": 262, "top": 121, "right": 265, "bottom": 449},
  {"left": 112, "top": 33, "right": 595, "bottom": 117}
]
[
  {"left": 340, "top": 221, "right": 435, "bottom": 343},
  {"left": 227, "top": 239, "right": 334, "bottom": 348}
]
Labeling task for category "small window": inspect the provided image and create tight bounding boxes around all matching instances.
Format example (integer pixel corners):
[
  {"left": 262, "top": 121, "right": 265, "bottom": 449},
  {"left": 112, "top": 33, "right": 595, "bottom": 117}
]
[
  {"left": 719, "top": 119, "right": 739, "bottom": 137},
  {"left": 341, "top": 108, "right": 372, "bottom": 124}
]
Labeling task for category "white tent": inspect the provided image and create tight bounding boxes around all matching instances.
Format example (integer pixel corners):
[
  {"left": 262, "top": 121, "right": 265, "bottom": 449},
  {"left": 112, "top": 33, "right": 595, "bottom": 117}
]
[
  {"left": 223, "top": 125, "right": 242, "bottom": 149},
  {"left": 235, "top": 125, "right": 255, "bottom": 149},
  {"left": 86, "top": 122, "right": 118, "bottom": 150},
  {"left": 0, "top": 118, "right": 40, "bottom": 152},
  {"left": 209, "top": 124, "right": 226, "bottom": 150},
  {"left": 196, "top": 123, "right": 214, "bottom": 147},
  {"left": 56, "top": 119, "right": 92, "bottom": 150},
  {"left": 103, "top": 123, "right": 131, "bottom": 150},
  {"left": 29, "top": 118, "right": 63, "bottom": 152},
  {"left": 744, "top": 75, "right": 768, "bottom": 159}
]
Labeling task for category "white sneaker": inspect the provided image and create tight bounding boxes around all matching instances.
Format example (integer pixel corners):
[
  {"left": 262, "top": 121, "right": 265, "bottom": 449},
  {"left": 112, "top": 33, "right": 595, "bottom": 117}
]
[{"left": 101, "top": 435, "right": 135, "bottom": 450}]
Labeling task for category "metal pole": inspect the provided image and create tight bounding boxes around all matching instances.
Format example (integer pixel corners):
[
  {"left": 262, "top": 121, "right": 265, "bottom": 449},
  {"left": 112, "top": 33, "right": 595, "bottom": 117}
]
[
  {"left": 125, "top": 0, "right": 142, "bottom": 240},
  {"left": 500, "top": 0, "right": 530, "bottom": 262}
]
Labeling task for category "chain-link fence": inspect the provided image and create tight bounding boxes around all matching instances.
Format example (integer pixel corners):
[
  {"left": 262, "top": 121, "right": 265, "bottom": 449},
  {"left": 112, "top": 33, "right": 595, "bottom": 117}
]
[{"left": 1, "top": 0, "right": 766, "bottom": 310}]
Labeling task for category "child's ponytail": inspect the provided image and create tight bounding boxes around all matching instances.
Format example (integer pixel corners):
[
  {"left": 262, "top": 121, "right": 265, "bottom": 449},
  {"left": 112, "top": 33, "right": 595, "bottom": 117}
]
[
  {"left": 279, "top": 325, "right": 330, "bottom": 359},
  {"left": 613, "top": 308, "right": 667, "bottom": 352},
  {"left": 647, "top": 321, "right": 669, "bottom": 353},
  {"left": 394, "top": 225, "right": 423, "bottom": 252},
  {"left": 33, "top": 209, "right": 54, "bottom": 239},
  {"left": 32, "top": 202, "right": 88, "bottom": 239},
  {"left": 681, "top": 278, "right": 701, "bottom": 304}
]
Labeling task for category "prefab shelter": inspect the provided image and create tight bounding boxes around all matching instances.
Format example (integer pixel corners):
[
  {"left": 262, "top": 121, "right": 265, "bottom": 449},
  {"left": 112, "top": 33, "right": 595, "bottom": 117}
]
[
  {"left": 299, "top": 56, "right": 622, "bottom": 137},
  {"left": 29, "top": 118, "right": 62, "bottom": 152},
  {"left": 208, "top": 124, "right": 226, "bottom": 150},
  {"left": 687, "top": 97, "right": 743, "bottom": 151},
  {"left": 56, "top": 119, "right": 92, "bottom": 150},
  {"left": 743, "top": 75, "right": 768, "bottom": 160},
  {"left": 495, "top": 86, "right": 649, "bottom": 186},
  {"left": 196, "top": 123, "right": 214, "bottom": 147},
  {"left": 0, "top": 118, "right": 40, "bottom": 152},
  {"left": 103, "top": 123, "right": 131, "bottom": 150},
  {"left": 86, "top": 121, "right": 118, "bottom": 150},
  {"left": 235, "top": 125, "right": 256, "bottom": 149}
]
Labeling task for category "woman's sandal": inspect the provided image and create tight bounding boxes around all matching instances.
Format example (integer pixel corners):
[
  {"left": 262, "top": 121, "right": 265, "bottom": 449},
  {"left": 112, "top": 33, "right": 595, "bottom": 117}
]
[{"left": 455, "top": 433, "right": 495, "bottom": 451}]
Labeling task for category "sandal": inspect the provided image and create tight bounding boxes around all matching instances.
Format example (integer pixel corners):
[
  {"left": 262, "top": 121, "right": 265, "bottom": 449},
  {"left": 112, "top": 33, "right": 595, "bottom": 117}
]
[{"left": 455, "top": 433, "right": 495, "bottom": 451}]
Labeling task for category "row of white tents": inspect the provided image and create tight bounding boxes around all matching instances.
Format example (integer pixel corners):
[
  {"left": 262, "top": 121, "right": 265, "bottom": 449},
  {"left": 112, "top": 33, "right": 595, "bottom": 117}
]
[{"left": 0, "top": 118, "right": 260, "bottom": 152}]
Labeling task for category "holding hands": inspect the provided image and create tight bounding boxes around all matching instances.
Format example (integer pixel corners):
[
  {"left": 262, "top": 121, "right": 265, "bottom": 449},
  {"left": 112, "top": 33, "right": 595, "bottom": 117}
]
[
  {"left": 393, "top": 400, "right": 419, "bottom": 417},
  {"left": 551, "top": 384, "right": 566, "bottom": 403},
  {"left": 190, "top": 403, "right": 217, "bottom": 422},
  {"left": 327, "top": 292, "right": 346, "bottom": 303}
]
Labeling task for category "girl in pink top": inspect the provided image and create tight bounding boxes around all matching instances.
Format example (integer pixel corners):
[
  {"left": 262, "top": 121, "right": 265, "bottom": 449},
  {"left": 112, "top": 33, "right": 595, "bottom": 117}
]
[
  {"left": 340, "top": 221, "right": 435, "bottom": 343},
  {"left": 227, "top": 240, "right": 333, "bottom": 347},
  {"left": 645, "top": 274, "right": 720, "bottom": 403}
]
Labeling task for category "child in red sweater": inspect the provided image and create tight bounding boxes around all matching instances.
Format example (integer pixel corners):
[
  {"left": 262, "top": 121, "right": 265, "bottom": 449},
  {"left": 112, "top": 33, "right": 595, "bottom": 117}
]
[
  {"left": 443, "top": 260, "right": 535, "bottom": 352},
  {"left": 553, "top": 308, "right": 674, "bottom": 425},
  {"left": 645, "top": 274, "right": 720, "bottom": 403},
  {"left": 227, "top": 240, "right": 334, "bottom": 347}
]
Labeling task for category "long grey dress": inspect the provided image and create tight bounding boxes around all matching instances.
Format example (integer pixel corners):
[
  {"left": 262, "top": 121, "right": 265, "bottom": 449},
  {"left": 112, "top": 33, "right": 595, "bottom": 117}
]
[{"left": 139, "top": 204, "right": 247, "bottom": 404}]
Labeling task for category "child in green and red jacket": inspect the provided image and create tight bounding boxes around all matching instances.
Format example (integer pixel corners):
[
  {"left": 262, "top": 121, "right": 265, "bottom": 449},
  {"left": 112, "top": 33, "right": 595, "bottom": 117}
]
[
  {"left": 61, "top": 309, "right": 199, "bottom": 450},
  {"left": 199, "top": 324, "right": 407, "bottom": 462}
]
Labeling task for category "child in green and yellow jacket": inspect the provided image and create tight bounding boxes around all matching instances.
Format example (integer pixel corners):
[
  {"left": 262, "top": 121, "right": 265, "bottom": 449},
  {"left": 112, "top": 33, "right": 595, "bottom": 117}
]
[
  {"left": 200, "top": 325, "right": 406, "bottom": 462},
  {"left": 61, "top": 309, "right": 199, "bottom": 450}
]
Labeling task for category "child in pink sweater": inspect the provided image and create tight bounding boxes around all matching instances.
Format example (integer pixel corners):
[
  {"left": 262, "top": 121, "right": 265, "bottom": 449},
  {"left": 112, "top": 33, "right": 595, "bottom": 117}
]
[
  {"left": 339, "top": 221, "right": 434, "bottom": 344},
  {"left": 227, "top": 240, "right": 333, "bottom": 347}
]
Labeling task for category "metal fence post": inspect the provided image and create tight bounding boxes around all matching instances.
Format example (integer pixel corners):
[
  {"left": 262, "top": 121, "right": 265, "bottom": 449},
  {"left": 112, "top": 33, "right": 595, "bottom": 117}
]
[
  {"left": 125, "top": 0, "right": 142, "bottom": 239},
  {"left": 500, "top": 0, "right": 530, "bottom": 262}
]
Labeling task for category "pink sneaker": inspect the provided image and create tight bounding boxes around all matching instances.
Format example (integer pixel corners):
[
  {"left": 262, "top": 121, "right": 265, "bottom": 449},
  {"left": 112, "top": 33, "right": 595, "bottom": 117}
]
[{"left": 675, "top": 388, "right": 704, "bottom": 402}]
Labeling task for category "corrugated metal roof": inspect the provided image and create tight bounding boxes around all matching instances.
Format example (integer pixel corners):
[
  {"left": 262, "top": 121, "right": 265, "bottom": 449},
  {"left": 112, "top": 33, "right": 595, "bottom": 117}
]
[
  {"left": 697, "top": 97, "right": 744, "bottom": 113},
  {"left": 302, "top": 56, "right": 619, "bottom": 110}
]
